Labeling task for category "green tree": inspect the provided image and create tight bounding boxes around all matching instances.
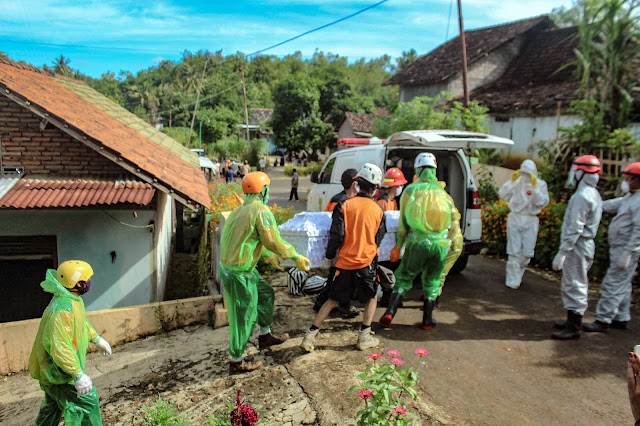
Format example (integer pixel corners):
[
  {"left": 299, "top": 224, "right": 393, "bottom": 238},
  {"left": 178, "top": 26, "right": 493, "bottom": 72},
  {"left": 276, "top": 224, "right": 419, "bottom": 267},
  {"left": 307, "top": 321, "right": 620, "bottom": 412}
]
[
  {"left": 372, "top": 95, "right": 488, "bottom": 138},
  {"left": 271, "top": 75, "right": 334, "bottom": 152},
  {"left": 396, "top": 49, "right": 419, "bottom": 70}
]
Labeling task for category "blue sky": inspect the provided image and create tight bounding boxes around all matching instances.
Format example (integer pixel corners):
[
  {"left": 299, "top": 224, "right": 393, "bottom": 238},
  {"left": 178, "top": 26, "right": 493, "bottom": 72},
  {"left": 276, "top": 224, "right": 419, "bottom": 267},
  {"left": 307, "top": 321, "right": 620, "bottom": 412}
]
[{"left": 1, "top": 0, "right": 573, "bottom": 78}]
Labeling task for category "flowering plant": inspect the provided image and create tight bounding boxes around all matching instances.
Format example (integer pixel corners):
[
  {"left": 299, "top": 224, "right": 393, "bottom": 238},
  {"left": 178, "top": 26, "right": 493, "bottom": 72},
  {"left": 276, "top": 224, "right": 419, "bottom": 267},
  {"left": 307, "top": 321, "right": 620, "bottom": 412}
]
[{"left": 349, "top": 348, "right": 429, "bottom": 425}]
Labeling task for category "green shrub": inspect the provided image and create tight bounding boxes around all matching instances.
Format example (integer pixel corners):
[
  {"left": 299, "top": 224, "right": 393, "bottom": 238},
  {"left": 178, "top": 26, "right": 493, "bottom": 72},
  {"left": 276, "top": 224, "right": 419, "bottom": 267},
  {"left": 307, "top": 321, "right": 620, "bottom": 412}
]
[
  {"left": 284, "top": 162, "right": 321, "bottom": 177},
  {"left": 142, "top": 398, "right": 190, "bottom": 426}
]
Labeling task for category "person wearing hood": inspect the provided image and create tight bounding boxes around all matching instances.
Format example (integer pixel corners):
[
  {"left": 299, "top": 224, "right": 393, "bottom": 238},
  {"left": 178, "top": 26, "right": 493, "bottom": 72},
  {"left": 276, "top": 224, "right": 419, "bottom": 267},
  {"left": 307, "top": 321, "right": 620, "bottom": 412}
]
[
  {"left": 29, "top": 260, "right": 112, "bottom": 425},
  {"left": 582, "top": 163, "right": 640, "bottom": 333},
  {"left": 379, "top": 152, "right": 456, "bottom": 330},
  {"left": 499, "top": 159, "right": 550, "bottom": 289},
  {"left": 220, "top": 171, "right": 311, "bottom": 373},
  {"left": 551, "top": 155, "right": 603, "bottom": 340}
]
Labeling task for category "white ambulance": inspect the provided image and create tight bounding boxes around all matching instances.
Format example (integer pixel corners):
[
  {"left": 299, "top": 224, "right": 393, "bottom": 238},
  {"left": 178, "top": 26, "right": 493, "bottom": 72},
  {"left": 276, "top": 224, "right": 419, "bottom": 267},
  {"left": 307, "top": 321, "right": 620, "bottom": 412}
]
[{"left": 307, "top": 130, "right": 514, "bottom": 273}]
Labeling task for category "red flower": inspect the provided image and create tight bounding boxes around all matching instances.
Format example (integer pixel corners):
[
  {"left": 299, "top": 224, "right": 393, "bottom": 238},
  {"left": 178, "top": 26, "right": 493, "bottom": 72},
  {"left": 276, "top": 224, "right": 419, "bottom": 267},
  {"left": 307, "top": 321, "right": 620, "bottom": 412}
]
[
  {"left": 368, "top": 353, "right": 382, "bottom": 360},
  {"left": 387, "top": 349, "right": 401, "bottom": 357},
  {"left": 392, "top": 406, "right": 407, "bottom": 416},
  {"left": 230, "top": 390, "right": 259, "bottom": 426},
  {"left": 358, "top": 389, "right": 373, "bottom": 400},
  {"left": 415, "top": 348, "right": 429, "bottom": 357},
  {"left": 391, "top": 358, "right": 403, "bottom": 366}
]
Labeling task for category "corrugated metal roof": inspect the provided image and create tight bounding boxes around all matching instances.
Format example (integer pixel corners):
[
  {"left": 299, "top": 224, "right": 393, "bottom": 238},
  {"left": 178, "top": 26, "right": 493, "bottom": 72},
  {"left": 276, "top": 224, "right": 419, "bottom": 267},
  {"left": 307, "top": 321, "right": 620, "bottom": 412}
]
[
  {"left": 0, "top": 176, "right": 21, "bottom": 200},
  {"left": 0, "top": 178, "right": 155, "bottom": 209}
]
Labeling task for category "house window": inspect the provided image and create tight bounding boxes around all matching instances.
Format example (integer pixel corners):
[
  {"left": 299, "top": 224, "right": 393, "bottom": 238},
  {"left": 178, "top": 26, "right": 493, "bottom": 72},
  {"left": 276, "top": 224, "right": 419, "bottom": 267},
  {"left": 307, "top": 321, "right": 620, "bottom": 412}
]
[{"left": 0, "top": 236, "right": 57, "bottom": 322}]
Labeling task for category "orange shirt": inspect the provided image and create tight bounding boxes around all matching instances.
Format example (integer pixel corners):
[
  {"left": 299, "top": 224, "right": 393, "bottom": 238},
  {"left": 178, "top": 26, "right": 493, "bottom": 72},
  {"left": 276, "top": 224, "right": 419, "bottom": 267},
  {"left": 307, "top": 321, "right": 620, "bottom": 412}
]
[
  {"left": 376, "top": 195, "right": 398, "bottom": 211},
  {"left": 327, "top": 195, "right": 385, "bottom": 270}
]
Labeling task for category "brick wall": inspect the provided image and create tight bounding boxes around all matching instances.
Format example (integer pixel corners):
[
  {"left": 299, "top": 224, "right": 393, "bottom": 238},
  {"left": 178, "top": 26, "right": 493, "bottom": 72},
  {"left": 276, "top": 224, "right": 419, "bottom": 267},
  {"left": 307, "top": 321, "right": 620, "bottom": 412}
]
[{"left": 0, "top": 98, "right": 131, "bottom": 177}]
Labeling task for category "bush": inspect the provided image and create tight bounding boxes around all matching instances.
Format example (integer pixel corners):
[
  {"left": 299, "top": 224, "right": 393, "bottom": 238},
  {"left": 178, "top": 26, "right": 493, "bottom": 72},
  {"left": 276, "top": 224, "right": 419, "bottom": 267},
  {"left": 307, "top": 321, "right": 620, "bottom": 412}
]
[
  {"left": 209, "top": 181, "right": 244, "bottom": 224},
  {"left": 284, "top": 162, "right": 321, "bottom": 177},
  {"left": 269, "top": 203, "right": 296, "bottom": 225},
  {"left": 142, "top": 398, "right": 190, "bottom": 426}
]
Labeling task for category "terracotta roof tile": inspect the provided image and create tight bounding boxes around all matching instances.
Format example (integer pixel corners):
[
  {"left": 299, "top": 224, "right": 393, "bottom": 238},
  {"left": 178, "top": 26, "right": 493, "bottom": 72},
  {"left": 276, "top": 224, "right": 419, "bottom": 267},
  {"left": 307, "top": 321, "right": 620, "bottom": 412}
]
[
  {"left": 0, "top": 61, "right": 209, "bottom": 208},
  {"left": 0, "top": 178, "right": 155, "bottom": 209},
  {"left": 385, "top": 15, "right": 554, "bottom": 86}
]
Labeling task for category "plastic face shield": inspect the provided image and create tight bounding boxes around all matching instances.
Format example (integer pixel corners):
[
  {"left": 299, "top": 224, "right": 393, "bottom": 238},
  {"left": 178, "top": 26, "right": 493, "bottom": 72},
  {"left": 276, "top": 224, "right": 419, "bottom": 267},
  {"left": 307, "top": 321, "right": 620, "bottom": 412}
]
[
  {"left": 565, "top": 166, "right": 582, "bottom": 189},
  {"left": 262, "top": 186, "right": 270, "bottom": 204}
]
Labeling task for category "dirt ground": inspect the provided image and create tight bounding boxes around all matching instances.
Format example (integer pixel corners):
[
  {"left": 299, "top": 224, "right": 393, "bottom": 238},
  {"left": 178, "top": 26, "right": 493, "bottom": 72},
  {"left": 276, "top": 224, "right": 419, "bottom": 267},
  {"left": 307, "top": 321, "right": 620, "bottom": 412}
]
[
  {"left": 1, "top": 256, "right": 638, "bottom": 425},
  {"left": 2, "top": 168, "right": 637, "bottom": 425}
]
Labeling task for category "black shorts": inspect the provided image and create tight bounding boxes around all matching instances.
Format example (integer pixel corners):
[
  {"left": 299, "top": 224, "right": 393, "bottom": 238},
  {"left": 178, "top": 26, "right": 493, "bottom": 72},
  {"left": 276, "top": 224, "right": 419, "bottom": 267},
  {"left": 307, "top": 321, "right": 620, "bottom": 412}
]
[{"left": 328, "top": 264, "right": 378, "bottom": 304}]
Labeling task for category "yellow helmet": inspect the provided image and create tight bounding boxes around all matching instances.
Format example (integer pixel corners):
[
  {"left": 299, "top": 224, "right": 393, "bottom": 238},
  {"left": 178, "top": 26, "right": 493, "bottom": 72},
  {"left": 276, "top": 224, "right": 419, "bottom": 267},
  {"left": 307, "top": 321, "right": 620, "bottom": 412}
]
[
  {"left": 242, "top": 171, "right": 270, "bottom": 194},
  {"left": 56, "top": 260, "right": 94, "bottom": 289}
]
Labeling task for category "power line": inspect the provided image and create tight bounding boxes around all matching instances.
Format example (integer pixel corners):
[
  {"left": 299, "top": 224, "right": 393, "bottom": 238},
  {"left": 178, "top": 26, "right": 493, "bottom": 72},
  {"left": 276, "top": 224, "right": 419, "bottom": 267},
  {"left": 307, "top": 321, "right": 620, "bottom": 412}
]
[{"left": 0, "top": 38, "right": 179, "bottom": 54}]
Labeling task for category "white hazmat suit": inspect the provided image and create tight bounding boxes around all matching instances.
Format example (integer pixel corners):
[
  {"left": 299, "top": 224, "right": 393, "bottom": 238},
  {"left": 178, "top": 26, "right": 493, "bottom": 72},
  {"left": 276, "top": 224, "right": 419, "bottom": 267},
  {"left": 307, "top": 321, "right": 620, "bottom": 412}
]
[
  {"left": 499, "top": 160, "right": 550, "bottom": 289},
  {"left": 589, "top": 191, "right": 640, "bottom": 326},
  {"left": 554, "top": 172, "right": 603, "bottom": 316}
]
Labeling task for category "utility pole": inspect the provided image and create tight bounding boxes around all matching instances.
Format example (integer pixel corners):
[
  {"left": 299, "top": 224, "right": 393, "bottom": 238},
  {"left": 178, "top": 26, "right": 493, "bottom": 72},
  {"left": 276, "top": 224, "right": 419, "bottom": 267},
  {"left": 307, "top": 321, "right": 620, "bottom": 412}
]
[
  {"left": 457, "top": 0, "right": 470, "bottom": 107},
  {"left": 241, "top": 64, "right": 250, "bottom": 141}
]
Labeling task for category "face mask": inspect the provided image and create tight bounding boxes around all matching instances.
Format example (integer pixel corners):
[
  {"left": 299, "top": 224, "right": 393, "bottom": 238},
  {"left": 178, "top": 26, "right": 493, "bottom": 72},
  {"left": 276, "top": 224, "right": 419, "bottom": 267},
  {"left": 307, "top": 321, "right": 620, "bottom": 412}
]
[
  {"left": 395, "top": 186, "right": 403, "bottom": 197},
  {"left": 621, "top": 180, "right": 631, "bottom": 194},
  {"left": 76, "top": 279, "right": 91, "bottom": 295}
]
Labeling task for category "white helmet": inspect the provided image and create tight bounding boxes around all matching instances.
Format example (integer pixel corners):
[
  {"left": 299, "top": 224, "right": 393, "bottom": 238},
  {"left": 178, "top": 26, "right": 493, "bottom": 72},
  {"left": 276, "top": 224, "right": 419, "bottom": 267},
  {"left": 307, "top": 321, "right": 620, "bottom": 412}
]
[
  {"left": 355, "top": 163, "right": 383, "bottom": 186},
  {"left": 415, "top": 152, "right": 437, "bottom": 169}
]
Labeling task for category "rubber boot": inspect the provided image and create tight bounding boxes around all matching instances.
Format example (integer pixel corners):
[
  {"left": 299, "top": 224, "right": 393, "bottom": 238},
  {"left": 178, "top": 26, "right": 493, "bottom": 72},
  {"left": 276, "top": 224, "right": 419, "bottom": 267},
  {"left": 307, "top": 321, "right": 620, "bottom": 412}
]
[
  {"left": 420, "top": 299, "right": 438, "bottom": 330},
  {"left": 582, "top": 320, "right": 610, "bottom": 333},
  {"left": 611, "top": 320, "right": 629, "bottom": 330},
  {"left": 552, "top": 320, "right": 566, "bottom": 330},
  {"left": 379, "top": 293, "right": 403, "bottom": 326},
  {"left": 551, "top": 311, "right": 582, "bottom": 340}
]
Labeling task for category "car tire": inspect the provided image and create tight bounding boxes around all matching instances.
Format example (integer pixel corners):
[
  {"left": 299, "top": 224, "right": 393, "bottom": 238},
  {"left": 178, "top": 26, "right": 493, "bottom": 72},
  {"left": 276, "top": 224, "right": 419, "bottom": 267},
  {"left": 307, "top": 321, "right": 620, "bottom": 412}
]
[{"left": 449, "top": 254, "right": 469, "bottom": 275}]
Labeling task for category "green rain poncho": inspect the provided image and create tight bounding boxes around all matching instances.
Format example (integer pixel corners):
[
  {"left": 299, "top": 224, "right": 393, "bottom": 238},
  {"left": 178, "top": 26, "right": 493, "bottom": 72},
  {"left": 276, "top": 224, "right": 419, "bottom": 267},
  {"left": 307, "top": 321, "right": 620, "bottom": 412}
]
[
  {"left": 393, "top": 168, "right": 455, "bottom": 300},
  {"left": 29, "top": 269, "right": 98, "bottom": 385},
  {"left": 220, "top": 194, "right": 299, "bottom": 359},
  {"left": 29, "top": 269, "right": 103, "bottom": 426}
]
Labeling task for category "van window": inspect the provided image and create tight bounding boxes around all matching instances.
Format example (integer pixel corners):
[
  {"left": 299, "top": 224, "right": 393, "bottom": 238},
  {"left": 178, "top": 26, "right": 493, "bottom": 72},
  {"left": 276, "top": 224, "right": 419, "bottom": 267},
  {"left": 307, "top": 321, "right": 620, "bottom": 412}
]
[{"left": 320, "top": 157, "right": 336, "bottom": 184}]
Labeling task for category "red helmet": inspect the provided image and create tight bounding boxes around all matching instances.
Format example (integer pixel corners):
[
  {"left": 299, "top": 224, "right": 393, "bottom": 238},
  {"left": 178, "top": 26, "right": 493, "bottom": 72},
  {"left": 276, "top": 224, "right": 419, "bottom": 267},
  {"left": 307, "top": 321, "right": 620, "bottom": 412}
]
[
  {"left": 622, "top": 162, "right": 640, "bottom": 177},
  {"left": 382, "top": 167, "right": 408, "bottom": 187},
  {"left": 573, "top": 155, "right": 602, "bottom": 175}
]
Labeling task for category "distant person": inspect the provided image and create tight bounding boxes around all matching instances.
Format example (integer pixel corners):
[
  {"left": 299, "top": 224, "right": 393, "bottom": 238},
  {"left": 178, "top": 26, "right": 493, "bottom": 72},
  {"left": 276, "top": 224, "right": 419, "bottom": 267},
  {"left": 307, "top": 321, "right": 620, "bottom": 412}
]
[
  {"left": 280, "top": 154, "right": 285, "bottom": 167},
  {"left": 499, "top": 160, "right": 550, "bottom": 289},
  {"left": 289, "top": 168, "right": 299, "bottom": 201},
  {"left": 259, "top": 157, "right": 267, "bottom": 172},
  {"left": 29, "top": 260, "right": 112, "bottom": 425}
]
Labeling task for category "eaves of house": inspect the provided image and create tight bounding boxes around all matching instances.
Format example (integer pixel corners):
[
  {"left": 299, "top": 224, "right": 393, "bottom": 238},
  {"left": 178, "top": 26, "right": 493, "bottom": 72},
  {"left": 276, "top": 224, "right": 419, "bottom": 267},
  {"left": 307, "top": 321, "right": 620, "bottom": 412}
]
[{"left": 0, "top": 58, "right": 210, "bottom": 209}]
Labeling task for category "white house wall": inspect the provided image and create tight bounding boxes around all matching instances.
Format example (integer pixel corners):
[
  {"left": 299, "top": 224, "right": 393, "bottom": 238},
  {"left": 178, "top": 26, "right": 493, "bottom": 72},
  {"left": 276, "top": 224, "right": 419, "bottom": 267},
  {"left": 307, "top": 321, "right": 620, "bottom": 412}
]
[
  {"left": 0, "top": 209, "right": 156, "bottom": 311},
  {"left": 154, "top": 191, "right": 173, "bottom": 301},
  {"left": 486, "top": 115, "right": 581, "bottom": 157}
]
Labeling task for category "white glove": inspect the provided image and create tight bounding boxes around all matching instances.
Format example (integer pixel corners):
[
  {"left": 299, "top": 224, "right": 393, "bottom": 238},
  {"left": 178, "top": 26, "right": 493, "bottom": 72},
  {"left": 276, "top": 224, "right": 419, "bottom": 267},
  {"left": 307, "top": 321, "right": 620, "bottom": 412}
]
[
  {"left": 618, "top": 253, "right": 633, "bottom": 269},
  {"left": 94, "top": 337, "right": 112, "bottom": 356},
  {"left": 552, "top": 252, "right": 566, "bottom": 271},
  {"left": 74, "top": 373, "right": 93, "bottom": 396}
]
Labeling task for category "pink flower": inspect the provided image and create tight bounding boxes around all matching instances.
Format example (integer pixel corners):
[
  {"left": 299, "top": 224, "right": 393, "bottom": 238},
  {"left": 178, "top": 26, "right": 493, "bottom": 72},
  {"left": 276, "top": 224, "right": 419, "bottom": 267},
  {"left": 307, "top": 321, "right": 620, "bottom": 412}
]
[
  {"left": 415, "top": 348, "right": 429, "bottom": 357},
  {"left": 368, "top": 353, "right": 382, "bottom": 361},
  {"left": 391, "top": 357, "right": 403, "bottom": 366},
  {"left": 387, "top": 349, "right": 401, "bottom": 357},
  {"left": 392, "top": 406, "right": 407, "bottom": 416},
  {"left": 358, "top": 389, "right": 373, "bottom": 400}
]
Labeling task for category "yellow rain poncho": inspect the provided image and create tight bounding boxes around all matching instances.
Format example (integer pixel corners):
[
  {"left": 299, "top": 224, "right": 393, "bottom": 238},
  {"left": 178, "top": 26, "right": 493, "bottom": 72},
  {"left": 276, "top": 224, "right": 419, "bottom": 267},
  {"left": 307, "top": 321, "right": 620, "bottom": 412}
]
[
  {"left": 393, "top": 168, "right": 455, "bottom": 300},
  {"left": 29, "top": 269, "right": 103, "bottom": 426},
  {"left": 220, "top": 193, "right": 302, "bottom": 359}
]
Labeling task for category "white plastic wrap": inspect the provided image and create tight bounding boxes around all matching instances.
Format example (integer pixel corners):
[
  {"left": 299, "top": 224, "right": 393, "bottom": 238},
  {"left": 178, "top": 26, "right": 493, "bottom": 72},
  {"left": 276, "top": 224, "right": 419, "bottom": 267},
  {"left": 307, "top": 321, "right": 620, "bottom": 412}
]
[{"left": 279, "top": 211, "right": 399, "bottom": 268}]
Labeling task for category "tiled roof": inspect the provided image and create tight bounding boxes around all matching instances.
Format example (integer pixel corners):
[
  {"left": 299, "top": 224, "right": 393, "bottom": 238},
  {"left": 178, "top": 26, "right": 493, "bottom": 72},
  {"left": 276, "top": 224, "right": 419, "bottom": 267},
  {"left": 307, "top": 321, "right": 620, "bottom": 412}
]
[
  {"left": 0, "top": 178, "right": 155, "bottom": 209},
  {"left": 470, "top": 27, "right": 579, "bottom": 111},
  {"left": 0, "top": 60, "right": 209, "bottom": 208},
  {"left": 344, "top": 109, "right": 389, "bottom": 133},
  {"left": 385, "top": 15, "right": 554, "bottom": 86}
]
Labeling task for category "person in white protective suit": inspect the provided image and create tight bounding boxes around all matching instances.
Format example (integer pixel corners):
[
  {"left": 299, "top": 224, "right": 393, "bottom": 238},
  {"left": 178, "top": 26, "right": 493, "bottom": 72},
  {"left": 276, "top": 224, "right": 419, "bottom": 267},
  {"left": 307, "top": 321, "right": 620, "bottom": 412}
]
[
  {"left": 499, "top": 159, "right": 550, "bottom": 289},
  {"left": 551, "top": 155, "right": 603, "bottom": 340},
  {"left": 582, "top": 162, "right": 640, "bottom": 332}
]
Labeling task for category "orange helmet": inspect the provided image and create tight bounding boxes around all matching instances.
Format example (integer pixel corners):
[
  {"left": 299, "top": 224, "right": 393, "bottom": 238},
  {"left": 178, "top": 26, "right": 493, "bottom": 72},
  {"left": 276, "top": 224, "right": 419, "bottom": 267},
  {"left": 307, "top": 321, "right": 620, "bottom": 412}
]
[
  {"left": 573, "top": 155, "right": 602, "bottom": 174},
  {"left": 622, "top": 162, "right": 640, "bottom": 178},
  {"left": 382, "top": 168, "right": 408, "bottom": 187},
  {"left": 242, "top": 171, "right": 270, "bottom": 194}
]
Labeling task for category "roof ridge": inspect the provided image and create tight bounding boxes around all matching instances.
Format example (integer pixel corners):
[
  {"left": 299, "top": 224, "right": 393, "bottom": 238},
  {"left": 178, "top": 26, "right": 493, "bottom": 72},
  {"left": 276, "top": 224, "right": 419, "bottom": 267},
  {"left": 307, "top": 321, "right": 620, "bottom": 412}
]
[{"left": 0, "top": 57, "right": 51, "bottom": 75}]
